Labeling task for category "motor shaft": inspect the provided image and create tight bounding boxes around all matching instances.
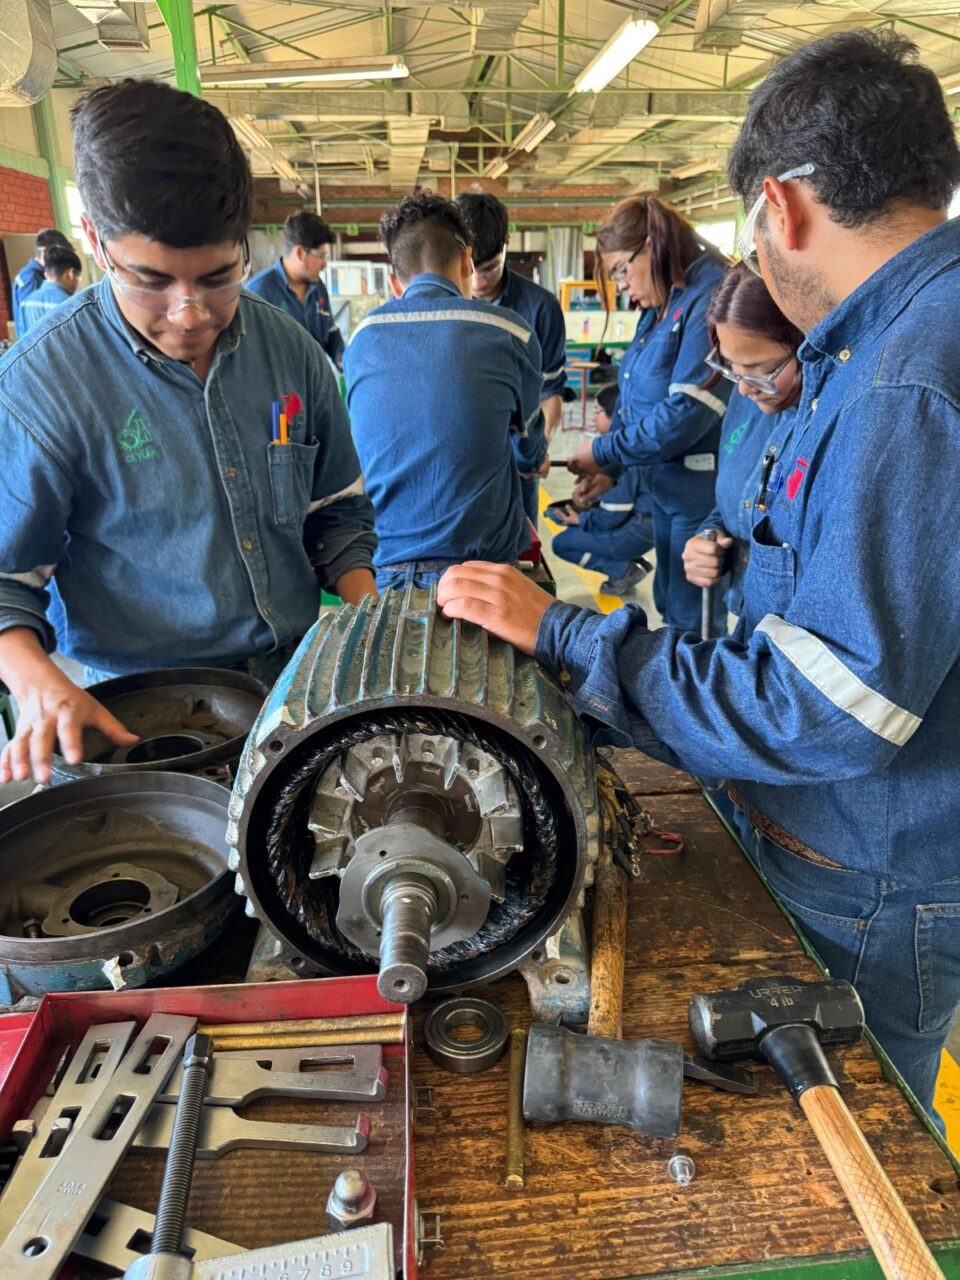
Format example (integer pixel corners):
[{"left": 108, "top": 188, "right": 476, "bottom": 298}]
[{"left": 376, "top": 875, "right": 439, "bottom": 1003}]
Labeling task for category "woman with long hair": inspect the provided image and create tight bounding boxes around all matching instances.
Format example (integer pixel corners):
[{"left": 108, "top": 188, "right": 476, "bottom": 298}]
[
  {"left": 683, "top": 263, "right": 804, "bottom": 624},
  {"left": 568, "top": 195, "right": 729, "bottom": 631}
]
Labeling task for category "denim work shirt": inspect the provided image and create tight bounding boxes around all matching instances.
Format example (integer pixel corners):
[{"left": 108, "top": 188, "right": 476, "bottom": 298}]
[
  {"left": 537, "top": 219, "right": 960, "bottom": 885},
  {"left": 495, "top": 267, "right": 567, "bottom": 401},
  {"left": 0, "top": 279, "right": 375, "bottom": 674},
  {"left": 12, "top": 259, "right": 43, "bottom": 337},
  {"left": 698, "top": 390, "right": 797, "bottom": 615},
  {"left": 247, "top": 258, "right": 345, "bottom": 367},
  {"left": 344, "top": 273, "right": 545, "bottom": 569},
  {"left": 19, "top": 280, "right": 74, "bottom": 335},
  {"left": 593, "top": 253, "right": 731, "bottom": 512}
]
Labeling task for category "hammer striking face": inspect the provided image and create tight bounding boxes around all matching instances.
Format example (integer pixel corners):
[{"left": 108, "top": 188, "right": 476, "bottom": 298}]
[{"left": 689, "top": 976, "right": 864, "bottom": 1064}]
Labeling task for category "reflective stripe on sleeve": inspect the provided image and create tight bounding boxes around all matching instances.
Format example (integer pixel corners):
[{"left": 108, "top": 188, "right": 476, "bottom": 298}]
[
  {"left": 668, "top": 383, "right": 727, "bottom": 416},
  {"left": 308, "top": 474, "right": 365, "bottom": 513},
  {"left": 756, "top": 614, "right": 922, "bottom": 747},
  {"left": 600, "top": 503, "right": 634, "bottom": 511}
]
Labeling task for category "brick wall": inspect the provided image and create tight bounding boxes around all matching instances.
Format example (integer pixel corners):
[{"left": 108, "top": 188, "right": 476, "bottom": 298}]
[{"left": 0, "top": 166, "right": 56, "bottom": 332}]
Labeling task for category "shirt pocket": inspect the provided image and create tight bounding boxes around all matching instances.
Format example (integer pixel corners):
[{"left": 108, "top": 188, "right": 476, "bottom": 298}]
[
  {"left": 742, "top": 515, "right": 797, "bottom": 623},
  {"left": 266, "top": 439, "right": 319, "bottom": 527}
]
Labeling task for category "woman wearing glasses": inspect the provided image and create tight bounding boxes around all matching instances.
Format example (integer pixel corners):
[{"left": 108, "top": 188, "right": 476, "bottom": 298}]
[
  {"left": 568, "top": 195, "right": 730, "bottom": 633},
  {"left": 682, "top": 264, "right": 803, "bottom": 626}
]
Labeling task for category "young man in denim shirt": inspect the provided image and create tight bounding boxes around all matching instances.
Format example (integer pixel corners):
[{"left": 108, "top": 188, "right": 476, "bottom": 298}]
[
  {"left": 438, "top": 31, "right": 960, "bottom": 1125},
  {"left": 0, "top": 79, "right": 376, "bottom": 786}
]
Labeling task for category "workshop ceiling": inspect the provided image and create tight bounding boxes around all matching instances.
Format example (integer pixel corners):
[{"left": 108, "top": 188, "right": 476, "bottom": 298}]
[{"left": 48, "top": 0, "right": 960, "bottom": 215}]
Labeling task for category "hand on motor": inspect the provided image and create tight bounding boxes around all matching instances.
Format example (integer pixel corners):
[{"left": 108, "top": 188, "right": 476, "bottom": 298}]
[
  {"left": 0, "top": 669, "right": 139, "bottom": 785},
  {"left": 573, "top": 473, "right": 615, "bottom": 505},
  {"left": 682, "top": 530, "right": 734, "bottom": 588},
  {"left": 567, "top": 439, "right": 601, "bottom": 477},
  {"left": 437, "top": 562, "right": 554, "bottom": 656}
]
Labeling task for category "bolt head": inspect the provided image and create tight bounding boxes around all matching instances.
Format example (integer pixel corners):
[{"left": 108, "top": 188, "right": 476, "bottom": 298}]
[{"left": 184, "top": 1032, "right": 213, "bottom": 1068}]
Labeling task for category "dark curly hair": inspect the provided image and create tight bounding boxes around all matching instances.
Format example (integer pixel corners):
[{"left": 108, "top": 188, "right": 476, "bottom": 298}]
[
  {"left": 379, "top": 189, "right": 472, "bottom": 283},
  {"left": 71, "top": 79, "right": 252, "bottom": 246},
  {"left": 729, "top": 30, "right": 960, "bottom": 228},
  {"left": 706, "top": 263, "right": 803, "bottom": 350}
]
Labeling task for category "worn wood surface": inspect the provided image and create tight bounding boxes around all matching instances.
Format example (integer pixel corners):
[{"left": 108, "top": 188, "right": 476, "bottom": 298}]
[
  {"left": 409, "top": 753, "right": 960, "bottom": 1280},
  {"left": 90, "top": 752, "right": 960, "bottom": 1280}
]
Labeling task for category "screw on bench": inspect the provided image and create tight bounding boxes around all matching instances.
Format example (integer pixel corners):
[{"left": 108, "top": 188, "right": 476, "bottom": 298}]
[
  {"left": 152, "top": 1033, "right": 213, "bottom": 1253},
  {"left": 667, "top": 1152, "right": 695, "bottom": 1187}
]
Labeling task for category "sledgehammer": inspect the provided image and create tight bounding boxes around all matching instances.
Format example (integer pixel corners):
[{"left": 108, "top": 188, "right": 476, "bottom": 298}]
[{"left": 689, "top": 976, "right": 944, "bottom": 1280}]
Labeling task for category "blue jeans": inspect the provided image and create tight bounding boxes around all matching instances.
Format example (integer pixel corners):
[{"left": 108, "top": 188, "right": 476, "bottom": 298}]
[
  {"left": 651, "top": 500, "right": 727, "bottom": 634},
  {"left": 375, "top": 560, "right": 457, "bottom": 592},
  {"left": 552, "top": 514, "right": 654, "bottom": 581},
  {"left": 731, "top": 805, "right": 960, "bottom": 1128}
]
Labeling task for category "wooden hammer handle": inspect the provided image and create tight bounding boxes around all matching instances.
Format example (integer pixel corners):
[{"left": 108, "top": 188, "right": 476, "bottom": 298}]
[
  {"left": 800, "top": 1085, "right": 944, "bottom": 1280},
  {"left": 587, "top": 848, "right": 628, "bottom": 1039}
]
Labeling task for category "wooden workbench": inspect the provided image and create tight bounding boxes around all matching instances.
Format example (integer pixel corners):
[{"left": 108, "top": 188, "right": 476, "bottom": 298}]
[
  {"left": 108, "top": 750, "right": 960, "bottom": 1280},
  {"left": 409, "top": 752, "right": 960, "bottom": 1280}
]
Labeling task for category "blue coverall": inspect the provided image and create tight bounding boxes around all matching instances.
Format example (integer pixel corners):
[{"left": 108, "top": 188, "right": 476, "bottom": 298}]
[
  {"left": 552, "top": 467, "right": 654, "bottom": 581},
  {"left": 591, "top": 252, "right": 730, "bottom": 632},
  {"left": 247, "top": 258, "right": 345, "bottom": 368},
  {"left": 19, "top": 280, "right": 74, "bottom": 335},
  {"left": 493, "top": 267, "right": 567, "bottom": 525},
  {"left": 534, "top": 219, "right": 960, "bottom": 1118},
  {"left": 11, "top": 259, "right": 43, "bottom": 337},
  {"left": 697, "top": 390, "right": 797, "bottom": 617},
  {"left": 344, "top": 273, "right": 545, "bottom": 590}
]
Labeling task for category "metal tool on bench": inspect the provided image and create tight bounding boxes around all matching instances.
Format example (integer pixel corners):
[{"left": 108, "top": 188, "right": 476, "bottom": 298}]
[
  {"left": 126, "top": 1032, "right": 214, "bottom": 1280},
  {"left": 123, "top": 1223, "right": 394, "bottom": 1280},
  {"left": 77, "top": 1199, "right": 239, "bottom": 1273},
  {"left": 700, "top": 528, "right": 718, "bottom": 641},
  {"left": 0, "top": 1020, "right": 137, "bottom": 1232},
  {"left": 523, "top": 1023, "right": 757, "bottom": 1137},
  {"left": 159, "top": 1041, "right": 388, "bottom": 1104},
  {"left": 504, "top": 1027, "right": 527, "bottom": 1189},
  {"left": 424, "top": 997, "right": 510, "bottom": 1073},
  {"left": 134, "top": 1104, "right": 371, "bottom": 1157},
  {"left": 229, "top": 585, "right": 602, "bottom": 1022},
  {"left": 689, "top": 975, "right": 945, "bottom": 1280},
  {"left": 326, "top": 1169, "right": 378, "bottom": 1231},
  {"left": 0, "top": 1013, "right": 196, "bottom": 1280}
]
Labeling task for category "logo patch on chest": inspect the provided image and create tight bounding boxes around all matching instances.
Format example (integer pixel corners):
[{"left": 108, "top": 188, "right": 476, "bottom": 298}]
[
  {"left": 786, "top": 456, "right": 808, "bottom": 500},
  {"left": 118, "top": 408, "right": 158, "bottom": 464}
]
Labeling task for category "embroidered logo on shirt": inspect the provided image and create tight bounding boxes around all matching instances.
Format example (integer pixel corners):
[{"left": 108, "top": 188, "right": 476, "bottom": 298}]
[
  {"left": 118, "top": 408, "right": 158, "bottom": 464},
  {"left": 722, "top": 420, "right": 751, "bottom": 455},
  {"left": 786, "top": 456, "right": 808, "bottom": 500}
]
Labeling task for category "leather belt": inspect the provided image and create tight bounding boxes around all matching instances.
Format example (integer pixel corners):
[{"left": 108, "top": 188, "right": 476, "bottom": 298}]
[{"left": 727, "top": 785, "right": 843, "bottom": 868}]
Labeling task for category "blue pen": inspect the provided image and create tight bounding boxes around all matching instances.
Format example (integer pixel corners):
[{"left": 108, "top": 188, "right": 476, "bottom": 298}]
[{"left": 271, "top": 401, "right": 280, "bottom": 444}]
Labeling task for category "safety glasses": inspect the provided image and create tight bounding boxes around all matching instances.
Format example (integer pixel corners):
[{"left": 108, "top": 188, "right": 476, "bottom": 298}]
[
  {"left": 737, "top": 163, "right": 815, "bottom": 276},
  {"left": 98, "top": 234, "right": 251, "bottom": 316},
  {"left": 705, "top": 347, "right": 795, "bottom": 395},
  {"left": 610, "top": 243, "right": 645, "bottom": 288}
]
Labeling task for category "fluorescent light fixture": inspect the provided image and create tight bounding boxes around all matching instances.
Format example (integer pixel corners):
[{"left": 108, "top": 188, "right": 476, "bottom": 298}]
[
  {"left": 202, "top": 57, "right": 408, "bottom": 87},
  {"left": 669, "top": 158, "right": 719, "bottom": 181},
  {"left": 484, "top": 157, "right": 509, "bottom": 179},
  {"left": 231, "top": 115, "right": 300, "bottom": 185},
  {"left": 573, "top": 17, "right": 659, "bottom": 94},
  {"left": 513, "top": 113, "right": 557, "bottom": 153}
]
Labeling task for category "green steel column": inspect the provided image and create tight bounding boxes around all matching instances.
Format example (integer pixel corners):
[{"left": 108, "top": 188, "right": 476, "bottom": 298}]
[
  {"left": 32, "top": 95, "right": 72, "bottom": 235},
  {"left": 556, "top": 0, "right": 565, "bottom": 89},
  {"left": 157, "top": 0, "right": 202, "bottom": 97}
]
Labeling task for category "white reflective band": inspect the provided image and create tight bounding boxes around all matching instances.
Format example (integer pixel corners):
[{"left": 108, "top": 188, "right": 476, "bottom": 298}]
[
  {"left": 523, "top": 406, "right": 543, "bottom": 432},
  {"left": 308, "top": 474, "right": 365, "bottom": 513},
  {"left": 543, "top": 367, "right": 565, "bottom": 379},
  {"left": 756, "top": 614, "right": 922, "bottom": 747},
  {"left": 669, "top": 383, "right": 728, "bottom": 417},
  {"left": 578, "top": 552, "right": 592, "bottom": 566},
  {"left": 600, "top": 502, "right": 634, "bottom": 511},
  {"left": 683, "top": 453, "right": 716, "bottom": 473},
  {"left": 0, "top": 564, "right": 56, "bottom": 589},
  {"left": 351, "top": 309, "right": 532, "bottom": 344}
]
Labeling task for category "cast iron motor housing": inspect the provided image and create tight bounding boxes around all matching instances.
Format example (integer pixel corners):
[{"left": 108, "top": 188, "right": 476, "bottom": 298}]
[{"left": 228, "top": 586, "right": 600, "bottom": 1004}]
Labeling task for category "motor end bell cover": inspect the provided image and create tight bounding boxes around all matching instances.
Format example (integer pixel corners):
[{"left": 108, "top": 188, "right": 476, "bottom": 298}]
[{"left": 228, "top": 586, "right": 600, "bottom": 994}]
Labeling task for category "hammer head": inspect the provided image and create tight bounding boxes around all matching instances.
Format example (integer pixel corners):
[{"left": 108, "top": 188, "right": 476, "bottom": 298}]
[{"left": 689, "top": 976, "right": 863, "bottom": 1063}]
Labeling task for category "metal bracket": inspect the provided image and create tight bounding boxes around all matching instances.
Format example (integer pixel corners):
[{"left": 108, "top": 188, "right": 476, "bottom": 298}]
[
  {"left": 415, "top": 1206, "right": 444, "bottom": 1264},
  {"left": 76, "top": 1197, "right": 239, "bottom": 1272},
  {"left": 413, "top": 1084, "right": 436, "bottom": 1122},
  {"left": 134, "top": 1104, "right": 371, "bottom": 1157},
  {"left": 158, "top": 1043, "right": 388, "bottom": 1105},
  {"left": 0, "top": 1012, "right": 196, "bottom": 1280}
]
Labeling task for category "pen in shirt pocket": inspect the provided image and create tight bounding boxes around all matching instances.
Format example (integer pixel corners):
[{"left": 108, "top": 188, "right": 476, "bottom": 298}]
[{"left": 271, "top": 400, "right": 280, "bottom": 445}]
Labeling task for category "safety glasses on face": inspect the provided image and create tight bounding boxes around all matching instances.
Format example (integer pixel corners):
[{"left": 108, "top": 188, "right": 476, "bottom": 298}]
[
  {"left": 705, "top": 347, "right": 795, "bottom": 395},
  {"left": 98, "top": 235, "right": 251, "bottom": 315},
  {"left": 737, "top": 163, "right": 815, "bottom": 276},
  {"left": 609, "top": 243, "right": 645, "bottom": 288},
  {"left": 306, "top": 246, "right": 330, "bottom": 267}
]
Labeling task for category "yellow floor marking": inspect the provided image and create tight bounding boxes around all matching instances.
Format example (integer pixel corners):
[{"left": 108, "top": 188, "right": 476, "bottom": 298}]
[
  {"left": 539, "top": 482, "right": 625, "bottom": 615},
  {"left": 935, "top": 1048, "right": 960, "bottom": 1155}
]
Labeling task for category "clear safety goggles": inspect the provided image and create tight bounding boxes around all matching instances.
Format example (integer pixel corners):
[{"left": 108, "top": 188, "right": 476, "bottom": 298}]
[
  {"left": 737, "top": 163, "right": 815, "bottom": 276},
  {"left": 99, "top": 235, "right": 251, "bottom": 315},
  {"left": 705, "top": 347, "right": 795, "bottom": 396}
]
